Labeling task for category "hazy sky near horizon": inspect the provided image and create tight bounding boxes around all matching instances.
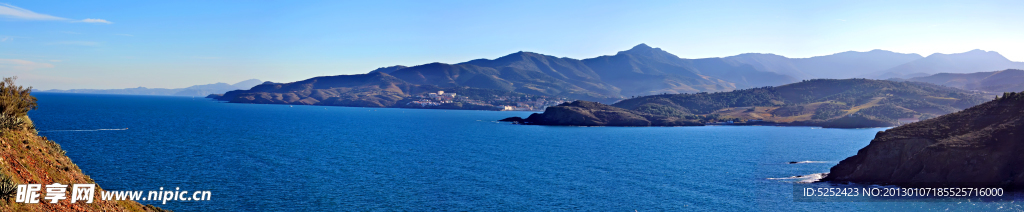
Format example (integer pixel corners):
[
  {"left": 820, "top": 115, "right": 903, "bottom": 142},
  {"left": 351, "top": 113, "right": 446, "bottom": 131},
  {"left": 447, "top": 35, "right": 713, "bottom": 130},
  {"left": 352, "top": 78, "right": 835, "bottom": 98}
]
[{"left": 2, "top": 0, "right": 1024, "bottom": 90}]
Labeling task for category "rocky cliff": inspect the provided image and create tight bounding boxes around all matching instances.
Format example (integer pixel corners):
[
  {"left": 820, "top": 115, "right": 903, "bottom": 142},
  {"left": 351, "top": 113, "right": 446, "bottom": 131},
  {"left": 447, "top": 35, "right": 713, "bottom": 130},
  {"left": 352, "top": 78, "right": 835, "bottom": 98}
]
[
  {"left": 0, "top": 120, "right": 167, "bottom": 211},
  {"left": 822, "top": 92, "right": 1024, "bottom": 188}
]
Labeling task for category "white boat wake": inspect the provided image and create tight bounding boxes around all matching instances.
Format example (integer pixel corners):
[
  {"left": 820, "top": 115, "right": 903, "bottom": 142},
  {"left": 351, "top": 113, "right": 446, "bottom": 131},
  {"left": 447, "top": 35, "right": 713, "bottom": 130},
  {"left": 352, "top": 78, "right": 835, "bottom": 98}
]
[
  {"left": 787, "top": 160, "right": 831, "bottom": 164},
  {"left": 767, "top": 173, "right": 828, "bottom": 183}
]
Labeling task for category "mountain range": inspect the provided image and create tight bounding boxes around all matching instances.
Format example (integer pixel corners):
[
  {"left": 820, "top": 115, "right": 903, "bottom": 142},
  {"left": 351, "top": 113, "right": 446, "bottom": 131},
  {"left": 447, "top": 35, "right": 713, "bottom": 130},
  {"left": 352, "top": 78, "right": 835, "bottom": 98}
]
[
  {"left": 355, "top": 44, "right": 1022, "bottom": 101},
  {"left": 43, "top": 79, "right": 263, "bottom": 96},
  {"left": 48, "top": 44, "right": 1024, "bottom": 103},
  {"left": 211, "top": 73, "right": 563, "bottom": 110},
  {"left": 869, "top": 50, "right": 1024, "bottom": 79},
  {"left": 720, "top": 49, "right": 924, "bottom": 80},
  {"left": 372, "top": 44, "right": 797, "bottom": 101},
  {"left": 208, "top": 43, "right": 1023, "bottom": 109},
  {"left": 901, "top": 69, "right": 1024, "bottom": 93}
]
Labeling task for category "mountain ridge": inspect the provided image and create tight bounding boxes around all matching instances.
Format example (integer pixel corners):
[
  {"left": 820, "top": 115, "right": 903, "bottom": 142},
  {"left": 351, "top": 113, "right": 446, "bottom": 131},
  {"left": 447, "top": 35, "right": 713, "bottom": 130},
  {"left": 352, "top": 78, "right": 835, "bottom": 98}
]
[
  {"left": 357, "top": 45, "right": 1021, "bottom": 101},
  {"left": 867, "top": 49, "right": 1024, "bottom": 79},
  {"left": 208, "top": 44, "right": 1018, "bottom": 111}
]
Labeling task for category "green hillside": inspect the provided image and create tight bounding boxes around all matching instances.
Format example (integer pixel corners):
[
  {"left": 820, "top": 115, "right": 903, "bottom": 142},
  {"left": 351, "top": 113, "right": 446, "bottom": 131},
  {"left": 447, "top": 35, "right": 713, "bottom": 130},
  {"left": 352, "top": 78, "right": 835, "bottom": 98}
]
[{"left": 611, "top": 79, "right": 987, "bottom": 127}]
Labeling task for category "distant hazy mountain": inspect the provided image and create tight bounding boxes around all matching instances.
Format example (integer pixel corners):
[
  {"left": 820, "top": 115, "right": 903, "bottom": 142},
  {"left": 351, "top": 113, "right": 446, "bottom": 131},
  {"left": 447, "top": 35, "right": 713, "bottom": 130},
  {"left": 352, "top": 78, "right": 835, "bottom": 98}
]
[
  {"left": 720, "top": 53, "right": 813, "bottom": 79},
  {"left": 867, "top": 50, "right": 1024, "bottom": 79},
  {"left": 904, "top": 69, "right": 1024, "bottom": 93},
  {"left": 720, "top": 49, "right": 1024, "bottom": 81},
  {"left": 793, "top": 50, "right": 925, "bottom": 79},
  {"left": 44, "top": 79, "right": 262, "bottom": 96},
  {"left": 231, "top": 79, "right": 264, "bottom": 89},
  {"left": 719, "top": 50, "right": 924, "bottom": 80}
]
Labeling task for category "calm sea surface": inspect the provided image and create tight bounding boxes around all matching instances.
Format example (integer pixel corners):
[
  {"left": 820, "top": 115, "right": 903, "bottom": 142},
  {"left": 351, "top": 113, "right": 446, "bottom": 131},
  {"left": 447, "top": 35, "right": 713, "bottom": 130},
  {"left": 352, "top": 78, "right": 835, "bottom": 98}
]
[{"left": 27, "top": 93, "right": 1023, "bottom": 211}]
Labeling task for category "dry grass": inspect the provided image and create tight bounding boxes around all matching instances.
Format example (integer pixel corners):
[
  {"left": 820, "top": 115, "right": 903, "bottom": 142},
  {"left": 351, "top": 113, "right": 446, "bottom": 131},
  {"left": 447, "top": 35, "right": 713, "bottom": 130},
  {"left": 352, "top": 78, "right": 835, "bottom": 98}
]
[
  {"left": 0, "top": 76, "right": 167, "bottom": 212},
  {"left": 0, "top": 127, "right": 168, "bottom": 211},
  {"left": 841, "top": 97, "right": 885, "bottom": 116}
]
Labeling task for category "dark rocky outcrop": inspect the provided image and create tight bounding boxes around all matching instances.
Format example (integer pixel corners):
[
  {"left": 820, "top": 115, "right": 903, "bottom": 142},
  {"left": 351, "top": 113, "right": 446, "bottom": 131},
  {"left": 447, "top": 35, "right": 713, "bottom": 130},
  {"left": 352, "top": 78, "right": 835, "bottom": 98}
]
[
  {"left": 822, "top": 92, "right": 1024, "bottom": 188},
  {"left": 502, "top": 101, "right": 702, "bottom": 126}
]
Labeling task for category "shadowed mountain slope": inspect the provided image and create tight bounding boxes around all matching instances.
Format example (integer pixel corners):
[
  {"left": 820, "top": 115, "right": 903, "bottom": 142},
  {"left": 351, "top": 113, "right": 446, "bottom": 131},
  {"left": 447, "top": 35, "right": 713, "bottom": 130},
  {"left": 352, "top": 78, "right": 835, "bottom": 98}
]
[
  {"left": 218, "top": 72, "right": 423, "bottom": 107},
  {"left": 823, "top": 92, "right": 1024, "bottom": 188},
  {"left": 381, "top": 44, "right": 798, "bottom": 100}
]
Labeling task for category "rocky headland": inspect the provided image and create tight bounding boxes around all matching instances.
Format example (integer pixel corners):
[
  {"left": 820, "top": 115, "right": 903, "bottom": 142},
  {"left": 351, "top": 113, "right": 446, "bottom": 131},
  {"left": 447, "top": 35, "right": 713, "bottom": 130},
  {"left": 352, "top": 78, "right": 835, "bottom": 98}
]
[
  {"left": 822, "top": 92, "right": 1024, "bottom": 188},
  {"left": 500, "top": 101, "right": 703, "bottom": 126}
]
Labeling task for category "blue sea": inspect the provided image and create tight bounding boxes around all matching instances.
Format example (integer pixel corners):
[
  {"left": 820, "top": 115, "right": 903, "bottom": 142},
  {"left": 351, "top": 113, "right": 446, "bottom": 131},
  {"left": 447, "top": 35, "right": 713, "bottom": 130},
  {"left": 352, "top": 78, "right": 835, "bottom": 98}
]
[{"left": 27, "top": 93, "right": 1024, "bottom": 211}]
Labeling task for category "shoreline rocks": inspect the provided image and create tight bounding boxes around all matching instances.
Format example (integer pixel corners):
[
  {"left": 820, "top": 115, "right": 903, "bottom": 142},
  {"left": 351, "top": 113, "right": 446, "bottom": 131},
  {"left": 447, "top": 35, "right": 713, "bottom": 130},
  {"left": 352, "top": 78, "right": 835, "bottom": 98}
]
[{"left": 822, "top": 92, "right": 1024, "bottom": 188}]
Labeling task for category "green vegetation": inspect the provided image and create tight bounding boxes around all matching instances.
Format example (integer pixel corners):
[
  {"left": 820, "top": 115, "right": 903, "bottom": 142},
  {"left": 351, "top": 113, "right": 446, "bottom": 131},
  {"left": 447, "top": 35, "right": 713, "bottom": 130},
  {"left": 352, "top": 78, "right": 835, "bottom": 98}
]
[
  {"left": 0, "top": 174, "right": 15, "bottom": 200},
  {"left": 811, "top": 103, "right": 851, "bottom": 120},
  {"left": 1000, "top": 91, "right": 1024, "bottom": 100},
  {"left": 510, "top": 100, "right": 703, "bottom": 126},
  {"left": 771, "top": 105, "right": 805, "bottom": 117},
  {"left": 0, "top": 77, "right": 37, "bottom": 130},
  {"left": 614, "top": 87, "right": 782, "bottom": 115},
  {"left": 857, "top": 105, "right": 920, "bottom": 122},
  {"left": 633, "top": 102, "right": 693, "bottom": 117}
]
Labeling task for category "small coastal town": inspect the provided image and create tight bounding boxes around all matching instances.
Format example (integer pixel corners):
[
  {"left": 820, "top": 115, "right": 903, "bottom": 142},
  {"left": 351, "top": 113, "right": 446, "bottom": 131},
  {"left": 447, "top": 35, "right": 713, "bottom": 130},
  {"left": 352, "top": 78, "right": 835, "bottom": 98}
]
[
  {"left": 405, "top": 90, "right": 570, "bottom": 111},
  {"left": 408, "top": 91, "right": 460, "bottom": 106}
]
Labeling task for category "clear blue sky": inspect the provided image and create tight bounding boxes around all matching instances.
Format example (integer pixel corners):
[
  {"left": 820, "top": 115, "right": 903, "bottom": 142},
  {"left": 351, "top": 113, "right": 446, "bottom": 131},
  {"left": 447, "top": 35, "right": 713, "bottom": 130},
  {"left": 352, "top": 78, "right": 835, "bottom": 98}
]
[{"left": 2, "top": 0, "right": 1023, "bottom": 89}]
